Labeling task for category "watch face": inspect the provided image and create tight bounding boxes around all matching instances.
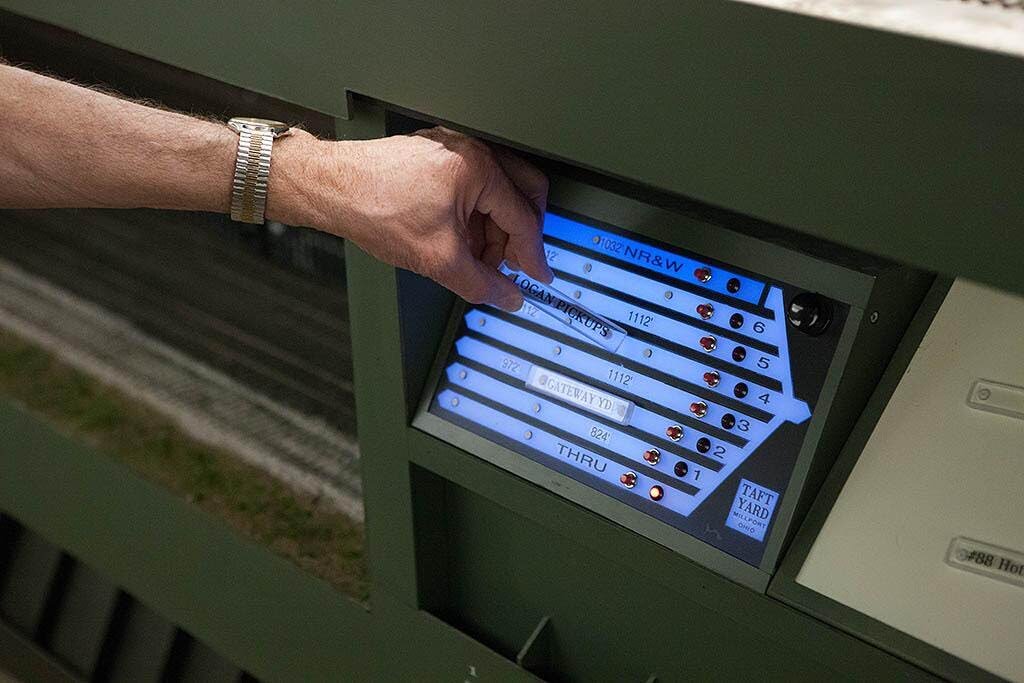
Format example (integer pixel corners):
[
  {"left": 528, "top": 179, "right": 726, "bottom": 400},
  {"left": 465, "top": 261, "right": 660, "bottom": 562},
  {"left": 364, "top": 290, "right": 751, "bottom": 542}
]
[{"left": 228, "top": 117, "right": 290, "bottom": 136}]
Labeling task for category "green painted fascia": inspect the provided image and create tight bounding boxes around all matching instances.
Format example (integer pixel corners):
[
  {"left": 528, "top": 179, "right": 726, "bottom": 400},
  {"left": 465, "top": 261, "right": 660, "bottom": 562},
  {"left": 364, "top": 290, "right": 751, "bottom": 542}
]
[
  {"left": 0, "top": 399, "right": 374, "bottom": 682},
  {"left": 2, "top": 2, "right": 1022, "bottom": 295}
]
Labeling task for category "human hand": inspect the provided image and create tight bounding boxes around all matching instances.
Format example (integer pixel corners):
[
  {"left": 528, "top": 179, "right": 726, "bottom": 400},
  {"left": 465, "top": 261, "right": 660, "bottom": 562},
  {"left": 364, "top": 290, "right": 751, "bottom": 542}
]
[{"left": 271, "top": 127, "right": 552, "bottom": 311}]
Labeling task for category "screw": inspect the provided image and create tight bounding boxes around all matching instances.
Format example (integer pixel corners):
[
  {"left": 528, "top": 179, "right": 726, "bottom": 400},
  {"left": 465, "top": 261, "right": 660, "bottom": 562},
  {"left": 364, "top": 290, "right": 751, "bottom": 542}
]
[
  {"left": 869, "top": 311, "right": 879, "bottom": 324},
  {"left": 977, "top": 388, "right": 991, "bottom": 401}
]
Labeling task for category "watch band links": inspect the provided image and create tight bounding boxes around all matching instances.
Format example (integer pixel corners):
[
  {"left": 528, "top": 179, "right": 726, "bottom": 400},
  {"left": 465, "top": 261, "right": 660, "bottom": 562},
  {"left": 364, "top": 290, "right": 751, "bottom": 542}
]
[{"left": 230, "top": 128, "right": 274, "bottom": 224}]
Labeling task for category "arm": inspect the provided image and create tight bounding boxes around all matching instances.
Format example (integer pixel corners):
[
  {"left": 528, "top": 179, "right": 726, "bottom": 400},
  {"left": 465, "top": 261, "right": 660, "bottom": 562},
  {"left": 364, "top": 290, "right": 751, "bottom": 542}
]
[{"left": 0, "top": 64, "right": 552, "bottom": 310}]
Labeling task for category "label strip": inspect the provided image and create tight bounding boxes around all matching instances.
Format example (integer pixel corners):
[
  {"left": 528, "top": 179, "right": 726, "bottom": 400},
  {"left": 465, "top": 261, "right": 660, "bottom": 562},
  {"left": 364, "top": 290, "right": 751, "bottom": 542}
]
[{"left": 946, "top": 536, "right": 1024, "bottom": 589}]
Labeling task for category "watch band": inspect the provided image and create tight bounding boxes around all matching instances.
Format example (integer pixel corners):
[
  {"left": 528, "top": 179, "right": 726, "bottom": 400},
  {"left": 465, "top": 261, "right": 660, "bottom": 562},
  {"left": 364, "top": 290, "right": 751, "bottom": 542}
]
[{"left": 230, "top": 127, "right": 274, "bottom": 224}]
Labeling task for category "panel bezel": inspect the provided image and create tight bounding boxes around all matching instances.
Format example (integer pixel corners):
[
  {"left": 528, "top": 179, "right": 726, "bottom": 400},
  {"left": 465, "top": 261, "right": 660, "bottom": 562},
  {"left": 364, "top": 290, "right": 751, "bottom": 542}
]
[{"left": 413, "top": 176, "right": 875, "bottom": 590}]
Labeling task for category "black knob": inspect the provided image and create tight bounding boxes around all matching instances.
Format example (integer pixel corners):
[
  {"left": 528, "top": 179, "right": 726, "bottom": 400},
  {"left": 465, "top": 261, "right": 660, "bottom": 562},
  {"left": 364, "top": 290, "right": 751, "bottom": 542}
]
[{"left": 787, "top": 293, "right": 832, "bottom": 336}]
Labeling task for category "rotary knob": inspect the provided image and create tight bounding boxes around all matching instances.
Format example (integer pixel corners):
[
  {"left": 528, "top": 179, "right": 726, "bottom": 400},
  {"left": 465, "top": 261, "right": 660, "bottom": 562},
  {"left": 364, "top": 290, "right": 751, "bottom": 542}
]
[{"left": 787, "top": 292, "right": 832, "bottom": 336}]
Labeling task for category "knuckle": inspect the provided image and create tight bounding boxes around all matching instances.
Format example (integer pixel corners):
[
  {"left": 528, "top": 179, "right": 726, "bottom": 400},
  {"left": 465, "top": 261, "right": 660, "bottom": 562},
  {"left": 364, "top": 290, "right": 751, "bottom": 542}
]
[{"left": 463, "top": 138, "right": 494, "bottom": 168}]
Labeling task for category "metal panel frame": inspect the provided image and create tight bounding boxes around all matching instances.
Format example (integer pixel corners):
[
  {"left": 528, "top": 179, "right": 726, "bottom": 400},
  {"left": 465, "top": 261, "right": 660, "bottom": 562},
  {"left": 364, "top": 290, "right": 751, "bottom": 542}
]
[
  {"left": 769, "top": 278, "right": 1002, "bottom": 682},
  {"left": 412, "top": 175, "right": 875, "bottom": 591}
]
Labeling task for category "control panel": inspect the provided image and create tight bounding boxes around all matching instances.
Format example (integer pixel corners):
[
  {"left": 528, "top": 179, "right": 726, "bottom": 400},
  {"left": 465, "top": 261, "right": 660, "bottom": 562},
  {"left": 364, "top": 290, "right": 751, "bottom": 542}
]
[{"left": 414, "top": 183, "right": 928, "bottom": 585}]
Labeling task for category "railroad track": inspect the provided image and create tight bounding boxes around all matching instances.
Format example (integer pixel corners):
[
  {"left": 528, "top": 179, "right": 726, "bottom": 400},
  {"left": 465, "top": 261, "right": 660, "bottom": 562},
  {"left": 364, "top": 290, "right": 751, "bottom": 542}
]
[
  {"left": 0, "top": 209, "right": 362, "bottom": 518},
  {"left": 0, "top": 209, "right": 355, "bottom": 434}
]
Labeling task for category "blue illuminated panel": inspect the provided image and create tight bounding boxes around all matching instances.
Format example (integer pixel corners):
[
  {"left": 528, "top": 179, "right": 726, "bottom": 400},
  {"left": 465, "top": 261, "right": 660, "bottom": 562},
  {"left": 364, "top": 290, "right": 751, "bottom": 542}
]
[{"left": 428, "top": 210, "right": 830, "bottom": 567}]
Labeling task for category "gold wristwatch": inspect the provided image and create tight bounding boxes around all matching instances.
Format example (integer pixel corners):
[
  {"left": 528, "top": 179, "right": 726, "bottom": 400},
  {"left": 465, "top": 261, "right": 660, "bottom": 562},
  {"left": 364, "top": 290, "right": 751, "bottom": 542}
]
[{"left": 227, "top": 117, "right": 291, "bottom": 224}]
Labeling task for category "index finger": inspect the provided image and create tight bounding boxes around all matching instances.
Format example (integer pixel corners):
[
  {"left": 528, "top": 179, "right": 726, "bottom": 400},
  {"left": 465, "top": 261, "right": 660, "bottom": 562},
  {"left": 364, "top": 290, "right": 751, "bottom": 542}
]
[
  {"left": 476, "top": 163, "right": 553, "bottom": 284},
  {"left": 495, "top": 148, "right": 548, "bottom": 217}
]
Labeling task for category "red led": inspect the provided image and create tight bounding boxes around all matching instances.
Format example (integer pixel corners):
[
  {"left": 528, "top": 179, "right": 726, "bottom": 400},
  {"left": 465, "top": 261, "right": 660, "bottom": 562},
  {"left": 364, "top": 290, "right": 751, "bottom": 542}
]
[
  {"left": 620, "top": 471, "right": 637, "bottom": 488},
  {"left": 727, "top": 278, "right": 741, "bottom": 293},
  {"left": 673, "top": 461, "right": 689, "bottom": 478},
  {"left": 721, "top": 413, "right": 736, "bottom": 430},
  {"left": 732, "top": 346, "right": 746, "bottom": 362},
  {"left": 699, "top": 336, "right": 717, "bottom": 352},
  {"left": 696, "top": 303, "right": 714, "bottom": 320},
  {"left": 666, "top": 424, "right": 684, "bottom": 441},
  {"left": 703, "top": 370, "right": 720, "bottom": 387},
  {"left": 649, "top": 485, "right": 665, "bottom": 501},
  {"left": 643, "top": 448, "right": 661, "bottom": 465},
  {"left": 729, "top": 313, "right": 744, "bottom": 329},
  {"left": 690, "top": 401, "right": 708, "bottom": 418},
  {"left": 694, "top": 267, "right": 712, "bottom": 283}
]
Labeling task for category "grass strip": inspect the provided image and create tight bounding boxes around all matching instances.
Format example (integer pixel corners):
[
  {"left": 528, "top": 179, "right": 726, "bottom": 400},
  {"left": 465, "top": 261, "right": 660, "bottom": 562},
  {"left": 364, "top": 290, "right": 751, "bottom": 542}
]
[{"left": 0, "top": 329, "right": 368, "bottom": 601}]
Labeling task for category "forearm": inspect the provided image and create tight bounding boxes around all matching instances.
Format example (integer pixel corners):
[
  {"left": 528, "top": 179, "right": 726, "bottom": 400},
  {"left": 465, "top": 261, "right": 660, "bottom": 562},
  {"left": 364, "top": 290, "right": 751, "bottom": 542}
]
[
  {"left": 0, "top": 63, "right": 549, "bottom": 309},
  {"left": 0, "top": 64, "right": 239, "bottom": 214}
]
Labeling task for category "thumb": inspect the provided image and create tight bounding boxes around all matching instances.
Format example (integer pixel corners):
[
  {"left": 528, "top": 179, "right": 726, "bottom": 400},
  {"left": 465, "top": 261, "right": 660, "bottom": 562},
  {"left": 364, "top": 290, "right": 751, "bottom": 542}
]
[{"left": 442, "top": 245, "right": 524, "bottom": 312}]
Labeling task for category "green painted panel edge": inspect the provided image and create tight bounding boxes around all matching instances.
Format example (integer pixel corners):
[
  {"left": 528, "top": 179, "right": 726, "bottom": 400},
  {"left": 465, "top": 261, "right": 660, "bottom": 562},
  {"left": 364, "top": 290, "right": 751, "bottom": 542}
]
[
  {"left": 0, "top": 619, "right": 81, "bottom": 683},
  {"left": 0, "top": 400, "right": 374, "bottom": 683}
]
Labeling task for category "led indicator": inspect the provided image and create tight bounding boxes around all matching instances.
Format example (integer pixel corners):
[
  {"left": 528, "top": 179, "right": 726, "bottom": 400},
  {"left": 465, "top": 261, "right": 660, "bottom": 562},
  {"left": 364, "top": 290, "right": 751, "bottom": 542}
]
[{"left": 433, "top": 215, "right": 817, "bottom": 535}]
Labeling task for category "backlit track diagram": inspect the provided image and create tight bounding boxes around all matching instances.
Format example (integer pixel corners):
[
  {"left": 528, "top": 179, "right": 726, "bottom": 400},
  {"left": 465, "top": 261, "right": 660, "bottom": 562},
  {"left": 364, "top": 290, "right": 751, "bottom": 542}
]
[{"left": 433, "top": 213, "right": 810, "bottom": 527}]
